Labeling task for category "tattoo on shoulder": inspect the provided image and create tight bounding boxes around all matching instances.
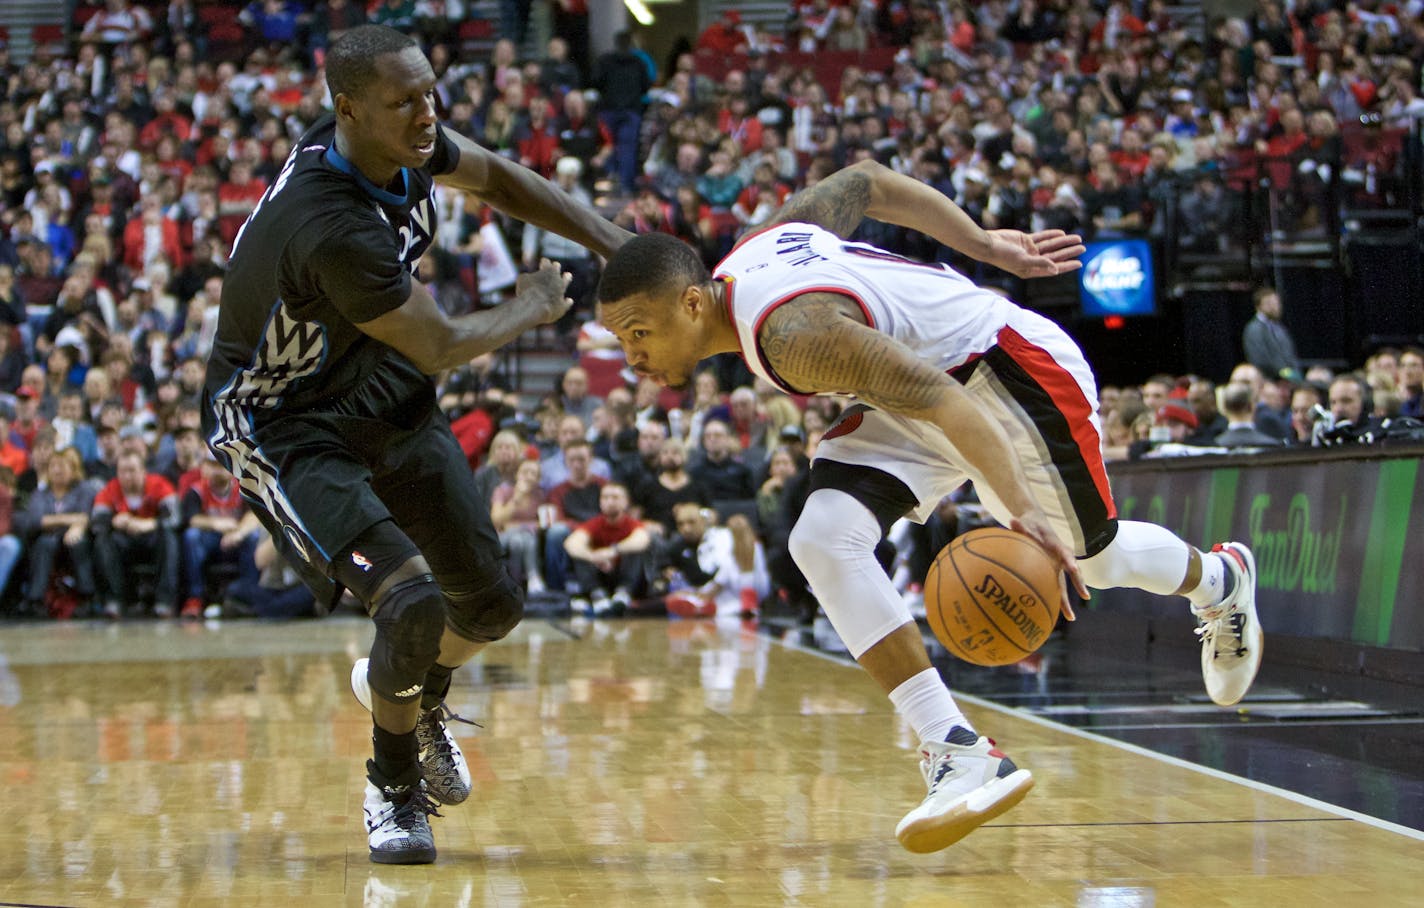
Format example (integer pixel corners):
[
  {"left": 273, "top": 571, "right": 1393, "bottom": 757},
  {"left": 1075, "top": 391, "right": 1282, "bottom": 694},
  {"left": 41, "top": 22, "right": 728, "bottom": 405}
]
[
  {"left": 760, "top": 294, "right": 947, "bottom": 415},
  {"left": 772, "top": 170, "right": 872, "bottom": 237}
]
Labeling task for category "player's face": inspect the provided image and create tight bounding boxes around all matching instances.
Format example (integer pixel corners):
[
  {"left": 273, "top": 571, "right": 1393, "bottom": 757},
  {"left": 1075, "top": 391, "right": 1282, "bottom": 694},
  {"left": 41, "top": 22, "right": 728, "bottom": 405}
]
[
  {"left": 598, "top": 294, "right": 700, "bottom": 391},
  {"left": 345, "top": 47, "right": 439, "bottom": 173}
]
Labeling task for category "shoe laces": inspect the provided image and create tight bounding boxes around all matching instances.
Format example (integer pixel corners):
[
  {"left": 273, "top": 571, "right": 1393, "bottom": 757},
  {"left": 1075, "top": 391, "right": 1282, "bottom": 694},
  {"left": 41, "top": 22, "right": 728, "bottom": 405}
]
[
  {"left": 389, "top": 785, "right": 442, "bottom": 831},
  {"left": 369, "top": 782, "right": 442, "bottom": 832},
  {"left": 1195, "top": 610, "right": 1247, "bottom": 658},
  {"left": 919, "top": 742, "right": 968, "bottom": 789},
  {"left": 418, "top": 702, "right": 480, "bottom": 756}
]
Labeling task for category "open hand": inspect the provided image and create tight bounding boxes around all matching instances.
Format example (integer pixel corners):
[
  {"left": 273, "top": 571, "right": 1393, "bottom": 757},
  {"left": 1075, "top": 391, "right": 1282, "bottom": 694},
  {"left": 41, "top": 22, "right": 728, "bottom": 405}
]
[
  {"left": 515, "top": 258, "right": 573, "bottom": 324},
  {"left": 985, "top": 229, "right": 1085, "bottom": 279}
]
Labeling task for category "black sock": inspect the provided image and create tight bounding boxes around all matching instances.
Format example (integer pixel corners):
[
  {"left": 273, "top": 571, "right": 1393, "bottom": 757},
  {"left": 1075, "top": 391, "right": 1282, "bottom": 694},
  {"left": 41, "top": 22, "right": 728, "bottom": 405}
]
[
  {"left": 420, "top": 663, "right": 455, "bottom": 711},
  {"left": 371, "top": 724, "right": 419, "bottom": 785}
]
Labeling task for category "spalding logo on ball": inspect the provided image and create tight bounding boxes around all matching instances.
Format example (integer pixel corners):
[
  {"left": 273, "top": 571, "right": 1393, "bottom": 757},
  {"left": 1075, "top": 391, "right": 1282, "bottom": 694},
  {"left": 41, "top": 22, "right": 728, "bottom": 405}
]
[{"left": 924, "top": 527, "right": 1063, "bottom": 666}]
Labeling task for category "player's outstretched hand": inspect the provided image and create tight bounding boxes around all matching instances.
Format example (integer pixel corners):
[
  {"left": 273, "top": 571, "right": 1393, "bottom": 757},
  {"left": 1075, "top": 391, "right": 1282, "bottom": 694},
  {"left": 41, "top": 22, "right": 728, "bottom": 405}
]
[
  {"left": 985, "top": 229, "right": 1085, "bottom": 279},
  {"left": 516, "top": 258, "right": 574, "bottom": 324},
  {"left": 1010, "top": 512, "right": 1089, "bottom": 621}
]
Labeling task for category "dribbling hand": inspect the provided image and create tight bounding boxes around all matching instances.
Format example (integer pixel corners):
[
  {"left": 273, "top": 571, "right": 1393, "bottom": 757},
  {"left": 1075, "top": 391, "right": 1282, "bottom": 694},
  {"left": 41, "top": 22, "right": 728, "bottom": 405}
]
[
  {"left": 1009, "top": 512, "right": 1089, "bottom": 621},
  {"left": 516, "top": 258, "right": 574, "bottom": 324}
]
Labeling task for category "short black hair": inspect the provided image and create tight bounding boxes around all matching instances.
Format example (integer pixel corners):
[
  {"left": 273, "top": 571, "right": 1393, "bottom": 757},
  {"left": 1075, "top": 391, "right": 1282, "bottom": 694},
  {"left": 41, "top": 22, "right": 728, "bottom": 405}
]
[
  {"left": 326, "top": 25, "right": 419, "bottom": 101},
  {"left": 597, "top": 232, "right": 710, "bottom": 306}
]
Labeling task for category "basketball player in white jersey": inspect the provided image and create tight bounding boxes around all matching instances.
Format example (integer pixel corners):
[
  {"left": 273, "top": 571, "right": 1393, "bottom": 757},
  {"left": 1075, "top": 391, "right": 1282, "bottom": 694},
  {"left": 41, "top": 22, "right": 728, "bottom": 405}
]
[{"left": 594, "top": 159, "right": 1262, "bottom": 854}]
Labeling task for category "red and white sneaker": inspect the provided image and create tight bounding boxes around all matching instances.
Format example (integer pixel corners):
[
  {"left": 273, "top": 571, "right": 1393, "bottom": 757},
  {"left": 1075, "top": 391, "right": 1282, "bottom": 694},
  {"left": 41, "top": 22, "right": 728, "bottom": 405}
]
[
  {"left": 1194, "top": 543, "right": 1264, "bottom": 707},
  {"left": 895, "top": 727, "right": 1035, "bottom": 853}
]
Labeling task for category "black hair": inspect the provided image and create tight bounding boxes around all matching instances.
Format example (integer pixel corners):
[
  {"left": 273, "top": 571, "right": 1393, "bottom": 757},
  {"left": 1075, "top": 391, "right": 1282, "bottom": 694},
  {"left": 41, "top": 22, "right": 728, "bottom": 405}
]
[
  {"left": 326, "top": 25, "right": 418, "bottom": 101},
  {"left": 597, "top": 232, "right": 710, "bottom": 306}
]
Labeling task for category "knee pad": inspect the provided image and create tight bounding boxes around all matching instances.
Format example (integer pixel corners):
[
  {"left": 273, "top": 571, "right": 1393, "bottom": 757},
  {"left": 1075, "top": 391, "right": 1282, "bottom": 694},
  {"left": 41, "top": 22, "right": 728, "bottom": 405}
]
[
  {"left": 368, "top": 575, "right": 447, "bottom": 704},
  {"left": 789, "top": 489, "right": 911, "bottom": 659},
  {"left": 443, "top": 562, "right": 525, "bottom": 644}
]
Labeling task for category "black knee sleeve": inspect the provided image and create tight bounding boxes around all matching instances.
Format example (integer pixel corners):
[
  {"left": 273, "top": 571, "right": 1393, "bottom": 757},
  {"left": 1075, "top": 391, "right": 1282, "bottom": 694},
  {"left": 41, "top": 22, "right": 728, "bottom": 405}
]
[
  {"left": 368, "top": 575, "right": 448, "bottom": 704},
  {"left": 443, "top": 563, "right": 525, "bottom": 643}
]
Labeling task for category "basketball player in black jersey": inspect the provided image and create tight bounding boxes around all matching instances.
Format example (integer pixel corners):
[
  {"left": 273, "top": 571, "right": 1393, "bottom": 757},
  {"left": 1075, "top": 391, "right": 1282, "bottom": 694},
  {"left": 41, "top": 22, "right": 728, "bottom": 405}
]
[{"left": 202, "top": 26, "right": 631, "bottom": 864}]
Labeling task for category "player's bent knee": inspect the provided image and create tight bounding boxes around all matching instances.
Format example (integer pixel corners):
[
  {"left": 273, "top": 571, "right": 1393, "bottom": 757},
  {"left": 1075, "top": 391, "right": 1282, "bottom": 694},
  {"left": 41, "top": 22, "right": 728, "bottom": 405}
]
[
  {"left": 444, "top": 566, "right": 525, "bottom": 644},
  {"left": 789, "top": 489, "right": 881, "bottom": 580},
  {"left": 368, "top": 576, "right": 448, "bottom": 704}
]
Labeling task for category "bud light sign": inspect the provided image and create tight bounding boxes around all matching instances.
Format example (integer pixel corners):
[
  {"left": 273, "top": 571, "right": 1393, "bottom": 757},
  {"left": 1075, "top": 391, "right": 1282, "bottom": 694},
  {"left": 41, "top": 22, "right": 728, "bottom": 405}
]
[{"left": 1079, "top": 239, "right": 1156, "bottom": 317}]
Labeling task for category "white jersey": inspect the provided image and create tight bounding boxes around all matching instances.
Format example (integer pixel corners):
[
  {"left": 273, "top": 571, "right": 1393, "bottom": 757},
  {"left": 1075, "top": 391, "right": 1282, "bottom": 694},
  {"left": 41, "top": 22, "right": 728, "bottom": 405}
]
[
  {"left": 714, "top": 222, "right": 1019, "bottom": 394},
  {"left": 712, "top": 221, "right": 1113, "bottom": 554}
]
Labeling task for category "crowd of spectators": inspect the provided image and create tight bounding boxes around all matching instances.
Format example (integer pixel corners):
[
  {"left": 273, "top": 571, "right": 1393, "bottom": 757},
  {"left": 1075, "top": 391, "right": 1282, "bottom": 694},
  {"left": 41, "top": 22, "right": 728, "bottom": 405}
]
[
  {"left": 4, "top": 0, "right": 1424, "bottom": 620},
  {"left": 1097, "top": 343, "right": 1424, "bottom": 462}
]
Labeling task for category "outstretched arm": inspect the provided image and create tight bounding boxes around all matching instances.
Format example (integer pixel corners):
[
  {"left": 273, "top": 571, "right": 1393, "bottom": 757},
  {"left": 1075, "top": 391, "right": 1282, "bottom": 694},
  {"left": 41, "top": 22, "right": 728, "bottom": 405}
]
[
  {"left": 769, "top": 159, "right": 1083, "bottom": 279},
  {"left": 761, "top": 293, "right": 1089, "bottom": 605},
  {"left": 437, "top": 131, "right": 633, "bottom": 260}
]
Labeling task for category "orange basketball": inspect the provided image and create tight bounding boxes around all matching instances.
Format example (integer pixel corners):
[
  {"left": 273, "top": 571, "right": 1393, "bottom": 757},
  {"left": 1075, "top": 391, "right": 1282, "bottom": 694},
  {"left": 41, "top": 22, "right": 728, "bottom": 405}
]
[{"left": 924, "top": 527, "right": 1063, "bottom": 666}]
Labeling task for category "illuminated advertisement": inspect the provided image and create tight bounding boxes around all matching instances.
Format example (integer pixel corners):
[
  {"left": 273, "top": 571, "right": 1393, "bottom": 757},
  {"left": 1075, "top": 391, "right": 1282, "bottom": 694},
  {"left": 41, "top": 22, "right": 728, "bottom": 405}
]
[{"left": 1079, "top": 239, "right": 1157, "bottom": 317}]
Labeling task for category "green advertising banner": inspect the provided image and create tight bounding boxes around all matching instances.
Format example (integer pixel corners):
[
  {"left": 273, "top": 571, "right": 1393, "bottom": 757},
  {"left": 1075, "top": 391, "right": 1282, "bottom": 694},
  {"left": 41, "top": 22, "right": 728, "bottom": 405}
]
[{"left": 1103, "top": 454, "right": 1422, "bottom": 652}]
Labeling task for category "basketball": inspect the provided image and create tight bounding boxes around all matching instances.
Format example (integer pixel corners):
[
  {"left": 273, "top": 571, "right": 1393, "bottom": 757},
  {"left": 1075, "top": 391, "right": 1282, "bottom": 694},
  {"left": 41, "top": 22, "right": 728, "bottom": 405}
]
[{"left": 924, "top": 527, "right": 1063, "bottom": 666}]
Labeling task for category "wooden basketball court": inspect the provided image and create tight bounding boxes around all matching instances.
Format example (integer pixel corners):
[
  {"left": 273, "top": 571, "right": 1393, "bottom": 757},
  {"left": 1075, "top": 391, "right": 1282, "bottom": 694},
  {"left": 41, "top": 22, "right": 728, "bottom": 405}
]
[{"left": 0, "top": 615, "right": 1418, "bottom": 906}]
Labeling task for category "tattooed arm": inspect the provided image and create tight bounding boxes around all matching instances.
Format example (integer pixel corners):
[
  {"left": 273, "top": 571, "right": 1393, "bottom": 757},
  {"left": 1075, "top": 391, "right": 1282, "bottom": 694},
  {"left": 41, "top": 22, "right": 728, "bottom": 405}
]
[
  {"left": 769, "top": 159, "right": 1083, "bottom": 279},
  {"left": 762, "top": 293, "right": 1088, "bottom": 600}
]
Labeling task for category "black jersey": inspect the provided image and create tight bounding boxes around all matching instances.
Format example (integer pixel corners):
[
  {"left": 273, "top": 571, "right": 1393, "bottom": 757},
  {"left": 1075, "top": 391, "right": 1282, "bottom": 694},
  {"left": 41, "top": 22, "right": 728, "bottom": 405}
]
[{"left": 204, "top": 113, "right": 459, "bottom": 425}]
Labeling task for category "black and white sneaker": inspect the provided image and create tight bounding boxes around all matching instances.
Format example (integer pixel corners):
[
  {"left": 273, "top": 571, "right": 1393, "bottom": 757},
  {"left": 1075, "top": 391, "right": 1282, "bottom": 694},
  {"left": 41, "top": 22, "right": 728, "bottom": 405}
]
[
  {"left": 415, "top": 702, "right": 474, "bottom": 805},
  {"left": 351, "top": 658, "right": 476, "bottom": 805},
  {"left": 363, "top": 762, "right": 439, "bottom": 864}
]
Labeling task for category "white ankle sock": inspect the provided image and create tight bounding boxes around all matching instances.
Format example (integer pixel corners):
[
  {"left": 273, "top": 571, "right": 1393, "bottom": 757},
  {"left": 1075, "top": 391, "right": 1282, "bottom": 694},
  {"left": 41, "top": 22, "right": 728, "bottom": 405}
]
[
  {"left": 1184, "top": 551, "right": 1228, "bottom": 610},
  {"left": 889, "top": 667, "right": 970, "bottom": 744}
]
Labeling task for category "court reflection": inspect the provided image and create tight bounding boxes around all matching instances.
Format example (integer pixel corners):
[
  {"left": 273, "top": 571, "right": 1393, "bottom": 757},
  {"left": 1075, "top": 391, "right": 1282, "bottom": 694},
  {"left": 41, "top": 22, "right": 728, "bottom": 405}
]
[{"left": 0, "top": 616, "right": 1418, "bottom": 906}]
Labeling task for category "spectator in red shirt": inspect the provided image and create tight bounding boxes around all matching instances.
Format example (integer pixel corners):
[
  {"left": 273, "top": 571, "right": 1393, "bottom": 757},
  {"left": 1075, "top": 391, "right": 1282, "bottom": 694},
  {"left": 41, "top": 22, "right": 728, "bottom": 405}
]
[
  {"left": 180, "top": 453, "right": 250, "bottom": 619},
  {"left": 695, "top": 10, "right": 747, "bottom": 57},
  {"left": 12, "top": 386, "right": 48, "bottom": 452},
  {"left": 0, "top": 405, "right": 28, "bottom": 478},
  {"left": 732, "top": 161, "right": 791, "bottom": 229},
  {"left": 1110, "top": 128, "right": 1151, "bottom": 180},
  {"left": 91, "top": 449, "right": 180, "bottom": 618},
  {"left": 544, "top": 438, "right": 605, "bottom": 592},
  {"left": 517, "top": 99, "right": 562, "bottom": 179},
  {"left": 216, "top": 158, "right": 268, "bottom": 246},
  {"left": 122, "top": 193, "right": 185, "bottom": 274},
  {"left": 139, "top": 91, "right": 194, "bottom": 151},
  {"left": 1259, "top": 108, "right": 1310, "bottom": 187},
  {"left": 563, "top": 481, "right": 650, "bottom": 614}
]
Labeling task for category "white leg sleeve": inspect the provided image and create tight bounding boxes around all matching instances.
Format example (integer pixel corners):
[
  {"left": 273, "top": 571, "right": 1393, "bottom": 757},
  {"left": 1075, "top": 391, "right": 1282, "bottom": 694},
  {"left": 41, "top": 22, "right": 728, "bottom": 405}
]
[
  {"left": 788, "top": 489, "right": 912, "bottom": 659},
  {"left": 1078, "top": 519, "right": 1192, "bottom": 595}
]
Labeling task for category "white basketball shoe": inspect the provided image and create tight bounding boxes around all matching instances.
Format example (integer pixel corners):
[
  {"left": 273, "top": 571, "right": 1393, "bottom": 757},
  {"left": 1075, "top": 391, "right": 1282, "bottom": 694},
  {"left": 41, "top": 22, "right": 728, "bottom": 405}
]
[
  {"left": 895, "top": 727, "right": 1035, "bottom": 853},
  {"left": 1193, "top": 543, "right": 1264, "bottom": 707}
]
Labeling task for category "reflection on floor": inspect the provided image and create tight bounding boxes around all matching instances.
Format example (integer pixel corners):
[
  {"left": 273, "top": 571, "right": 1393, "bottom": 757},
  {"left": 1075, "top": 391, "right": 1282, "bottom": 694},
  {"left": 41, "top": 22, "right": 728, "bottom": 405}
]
[
  {"left": 771, "top": 609, "right": 1424, "bottom": 832},
  {"left": 0, "top": 614, "right": 1419, "bottom": 906}
]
